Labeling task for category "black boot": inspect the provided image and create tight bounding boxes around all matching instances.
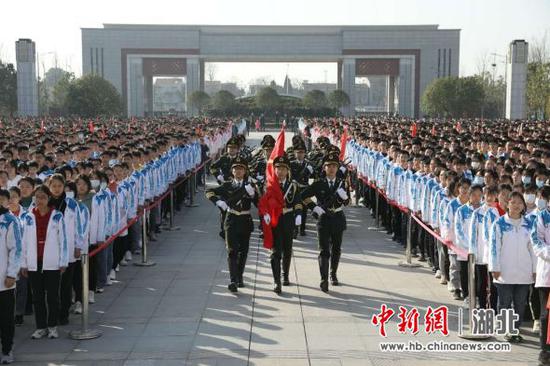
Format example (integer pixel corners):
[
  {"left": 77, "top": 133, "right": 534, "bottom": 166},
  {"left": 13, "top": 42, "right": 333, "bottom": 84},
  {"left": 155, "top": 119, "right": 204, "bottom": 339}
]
[
  {"left": 319, "top": 256, "right": 329, "bottom": 292},
  {"left": 271, "top": 258, "right": 282, "bottom": 294},
  {"left": 237, "top": 252, "right": 248, "bottom": 288},
  {"left": 282, "top": 255, "right": 291, "bottom": 286},
  {"left": 330, "top": 253, "right": 341, "bottom": 286}
]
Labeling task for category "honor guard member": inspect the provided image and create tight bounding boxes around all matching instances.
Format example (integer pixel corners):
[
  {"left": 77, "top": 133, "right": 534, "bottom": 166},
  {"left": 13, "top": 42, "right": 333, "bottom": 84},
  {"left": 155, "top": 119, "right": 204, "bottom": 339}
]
[
  {"left": 290, "top": 142, "right": 314, "bottom": 237},
  {"left": 210, "top": 137, "right": 240, "bottom": 184},
  {"left": 206, "top": 157, "right": 258, "bottom": 292},
  {"left": 301, "top": 152, "right": 350, "bottom": 293},
  {"left": 251, "top": 136, "right": 275, "bottom": 193},
  {"left": 263, "top": 155, "right": 303, "bottom": 294}
]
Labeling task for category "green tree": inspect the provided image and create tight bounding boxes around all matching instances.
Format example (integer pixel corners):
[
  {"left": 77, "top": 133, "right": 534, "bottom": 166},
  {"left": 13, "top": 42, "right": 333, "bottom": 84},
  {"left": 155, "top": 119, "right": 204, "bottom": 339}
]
[
  {"left": 211, "top": 90, "right": 235, "bottom": 115},
  {"left": 66, "top": 74, "right": 122, "bottom": 117},
  {"left": 303, "top": 90, "right": 328, "bottom": 111},
  {"left": 421, "top": 76, "right": 485, "bottom": 118},
  {"left": 527, "top": 62, "right": 550, "bottom": 119},
  {"left": 328, "top": 89, "right": 351, "bottom": 110},
  {"left": 49, "top": 71, "right": 74, "bottom": 116},
  {"left": 188, "top": 90, "right": 211, "bottom": 115},
  {"left": 255, "top": 87, "right": 281, "bottom": 110},
  {"left": 0, "top": 61, "right": 17, "bottom": 116}
]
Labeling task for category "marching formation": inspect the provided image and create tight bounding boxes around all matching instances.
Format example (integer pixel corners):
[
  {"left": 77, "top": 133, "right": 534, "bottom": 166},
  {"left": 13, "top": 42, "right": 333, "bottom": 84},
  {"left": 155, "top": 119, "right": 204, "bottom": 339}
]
[{"left": 207, "top": 130, "right": 351, "bottom": 295}]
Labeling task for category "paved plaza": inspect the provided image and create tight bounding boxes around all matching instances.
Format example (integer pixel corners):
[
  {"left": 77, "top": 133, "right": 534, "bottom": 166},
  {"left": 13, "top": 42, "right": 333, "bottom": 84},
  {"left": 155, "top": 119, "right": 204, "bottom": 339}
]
[{"left": 10, "top": 132, "right": 540, "bottom": 365}]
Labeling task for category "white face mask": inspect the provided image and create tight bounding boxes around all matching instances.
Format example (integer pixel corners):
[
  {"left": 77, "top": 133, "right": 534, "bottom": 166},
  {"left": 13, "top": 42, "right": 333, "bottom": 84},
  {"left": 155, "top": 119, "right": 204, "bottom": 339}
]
[
  {"left": 65, "top": 191, "right": 75, "bottom": 199},
  {"left": 536, "top": 180, "right": 545, "bottom": 188},
  {"left": 91, "top": 179, "right": 100, "bottom": 190},
  {"left": 100, "top": 182, "right": 108, "bottom": 190},
  {"left": 473, "top": 176, "right": 484, "bottom": 186},
  {"left": 471, "top": 162, "right": 481, "bottom": 169},
  {"left": 524, "top": 194, "right": 536, "bottom": 205},
  {"left": 536, "top": 198, "right": 548, "bottom": 211}
]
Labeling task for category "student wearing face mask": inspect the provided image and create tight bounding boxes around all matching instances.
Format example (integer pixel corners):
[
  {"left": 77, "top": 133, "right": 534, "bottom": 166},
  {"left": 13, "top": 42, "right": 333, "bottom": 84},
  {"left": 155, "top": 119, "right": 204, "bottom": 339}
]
[
  {"left": 46, "top": 174, "right": 83, "bottom": 326},
  {"left": 89, "top": 171, "right": 112, "bottom": 294},
  {"left": 73, "top": 175, "right": 93, "bottom": 310},
  {"left": 531, "top": 186, "right": 550, "bottom": 351},
  {"left": 522, "top": 169, "right": 534, "bottom": 188},
  {"left": 489, "top": 192, "right": 536, "bottom": 343},
  {"left": 535, "top": 169, "right": 548, "bottom": 189}
]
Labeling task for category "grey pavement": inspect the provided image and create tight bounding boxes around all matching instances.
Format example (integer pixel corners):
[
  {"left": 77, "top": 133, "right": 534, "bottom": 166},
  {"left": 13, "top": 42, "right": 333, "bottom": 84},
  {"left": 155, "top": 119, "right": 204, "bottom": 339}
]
[{"left": 11, "top": 132, "right": 539, "bottom": 365}]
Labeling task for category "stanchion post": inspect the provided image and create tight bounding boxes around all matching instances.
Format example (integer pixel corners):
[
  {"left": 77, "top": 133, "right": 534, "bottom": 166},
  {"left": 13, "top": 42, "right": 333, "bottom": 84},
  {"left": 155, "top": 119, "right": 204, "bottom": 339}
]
[
  {"left": 375, "top": 189, "right": 380, "bottom": 228},
  {"left": 459, "top": 253, "right": 491, "bottom": 340},
  {"left": 164, "top": 188, "right": 181, "bottom": 231},
  {"left": 186, "top": 171, "right": 199, "bottom": 208},
  {"left": 399, "top": 213, "right": 422, "bottom": 268},
  {"left": 134, "top": 208, "right": 156, "bottom": 267},
  {"left": 69, "top": 254, "right": 102, "bottom": 340}
]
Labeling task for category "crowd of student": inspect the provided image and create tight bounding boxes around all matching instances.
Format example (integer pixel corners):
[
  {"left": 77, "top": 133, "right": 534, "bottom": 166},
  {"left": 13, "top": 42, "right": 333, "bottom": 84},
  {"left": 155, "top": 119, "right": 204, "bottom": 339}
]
[
  {"left": 301, "top": 117, "right": 550, "bottom": 363},
  {"left": 0, "top": 116, "right": 232, "bottom": 364}
]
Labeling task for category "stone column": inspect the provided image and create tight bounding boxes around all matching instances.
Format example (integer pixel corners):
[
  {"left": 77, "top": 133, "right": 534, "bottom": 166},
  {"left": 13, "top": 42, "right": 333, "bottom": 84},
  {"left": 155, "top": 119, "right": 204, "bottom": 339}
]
[
  {"left": 186, "top": 58, "right": 200, "bottom": 115},
  {"left": 506, "top": 40, "right": 528, "bottom": 120},
  {"left": 144, "top": 76, "right": 153, "bottom": 117},
  {"left": 341, "top": 59, "right": 356, "bottom": 116},
  {"left": 128, "top": 57, "right": 144, "bottom": 117},
  {"left": 398, "top": 57, "right": 414, "bottom": 117}
]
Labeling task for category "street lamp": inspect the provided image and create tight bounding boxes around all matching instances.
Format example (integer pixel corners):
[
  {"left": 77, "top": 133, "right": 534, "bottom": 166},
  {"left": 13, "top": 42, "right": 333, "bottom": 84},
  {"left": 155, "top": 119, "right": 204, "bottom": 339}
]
[
  {"left": 37, "top": 51, "right": 55, "bottom": 116},
  {"left": 491, "top": 53, "right": 507, "bottom": 118}
]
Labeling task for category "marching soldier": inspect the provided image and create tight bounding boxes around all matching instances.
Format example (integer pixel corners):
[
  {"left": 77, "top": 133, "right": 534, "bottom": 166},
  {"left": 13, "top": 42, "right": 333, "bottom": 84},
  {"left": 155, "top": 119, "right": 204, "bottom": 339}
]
[
  {"left": 290, "top": 142, "right": 314, "bottom": 237},
  {"left": 209, "top": 137, "right": 241, "bottom": 238},
  {"left": 262, "top": 156, "right": 303, "bottom": 294},
  {"left": 206, "top": 157, "right": 258, "bottom": 292},
  {"left": 300, "top": 152, "right": 350, "bottom": 293}
]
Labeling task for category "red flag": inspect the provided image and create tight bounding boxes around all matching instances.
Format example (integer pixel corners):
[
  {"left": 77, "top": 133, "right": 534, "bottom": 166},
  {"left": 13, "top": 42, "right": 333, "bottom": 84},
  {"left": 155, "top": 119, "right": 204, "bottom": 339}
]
[
  {"left": 339, "top": 128, "right": 348, "bottom": 161},
  {"left": 88, "top": 120, "right": 95, "bottom": 134},
  {"left": 431, "top": 125, "right": 436, "bottom": 136},
  {"left": 40, "top": 120, "right": 45, "bottom": 134},
  {"left": 411, "top": 122, "right": 417, "bottom": 138},
  {"left": 258, "top": 127, "right": 286, "bottom": 249},
  {"left": 456, "top": 121, "right": 462, "bottom": 133}
]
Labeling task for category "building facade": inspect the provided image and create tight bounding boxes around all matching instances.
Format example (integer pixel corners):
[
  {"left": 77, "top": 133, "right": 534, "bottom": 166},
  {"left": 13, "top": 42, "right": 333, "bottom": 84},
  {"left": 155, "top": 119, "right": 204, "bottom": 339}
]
[{"left": 81, "top": 24, "right": 460, "bottom": 117}]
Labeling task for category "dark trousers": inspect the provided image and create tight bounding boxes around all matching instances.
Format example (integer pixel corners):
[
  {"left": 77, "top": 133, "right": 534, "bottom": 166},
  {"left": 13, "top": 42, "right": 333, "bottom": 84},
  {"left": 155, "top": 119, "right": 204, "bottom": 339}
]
[
  {"left": 73, "top": 260, "right": 83, "bottom": 303},
  {"left": 29, "top": 264, "right": 61, "bottom": 329},
  {"left": 488, "top": 272, "right": 499, "bottom": 312},
  {"left": 15, "top": 277, "right": 29, "bottom": 316},
  {"left": 459, "top": 259, "right": 469, "bottom": 298},
  {"left": 538, "top": 287, "right": 550, "bottom": 352},
  {"left": 113, "top": 235, "right": 129, "bottom": 269},
  {"left": 317, "top": 212, "right": 345, "bottom": 281},
  {"left": 271, "top": 213, "right": 294, "bottom": 284},
  {"left": 475, "top": 264, "right": 489, "bottom": 309},
  {"left": 0, "top": 289, "right": 15, "bottom": 354},
  {"left": 225, "top": 214, "right": 252, "bottom": 284},
  {"left": 88, "top": 245, "right": 98, "bottom": 292},
  {"left": 59, "top": 261, "right": 77, "bottom": 321}
]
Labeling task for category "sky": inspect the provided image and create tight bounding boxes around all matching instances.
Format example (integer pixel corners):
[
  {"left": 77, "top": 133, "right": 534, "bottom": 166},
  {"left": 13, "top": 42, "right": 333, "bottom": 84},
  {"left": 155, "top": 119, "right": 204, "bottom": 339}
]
[{"left": 1, "top": 0, "right": 549, "bottom": 86}]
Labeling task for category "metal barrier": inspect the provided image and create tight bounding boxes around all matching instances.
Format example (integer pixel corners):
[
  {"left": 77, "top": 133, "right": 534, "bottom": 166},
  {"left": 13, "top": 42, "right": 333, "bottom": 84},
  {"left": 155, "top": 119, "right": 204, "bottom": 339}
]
[{"left": 71, "top": 158, "right": 211, "bottom": 341}]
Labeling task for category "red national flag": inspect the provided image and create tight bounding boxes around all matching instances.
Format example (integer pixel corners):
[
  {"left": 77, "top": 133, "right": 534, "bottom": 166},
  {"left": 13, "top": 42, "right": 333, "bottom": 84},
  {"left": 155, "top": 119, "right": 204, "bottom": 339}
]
[
  {"left": 88, "top": 120, "right": 95, "bottom": 134},
  {"left": 258, "top": 127, "right": 286, "bottom": 249},
  {"left": 339, "top": 128, "right": 348, "bottom": 161},
  {"left": 411, "top": 122, "right": 417, "bottom": 138}
]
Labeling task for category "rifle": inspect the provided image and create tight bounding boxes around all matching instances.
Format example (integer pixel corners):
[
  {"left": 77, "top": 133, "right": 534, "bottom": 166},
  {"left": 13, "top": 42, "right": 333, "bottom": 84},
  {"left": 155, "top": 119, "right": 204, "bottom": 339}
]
[{"left": 312, "top": 179, "right": 344, "bottom": 219}]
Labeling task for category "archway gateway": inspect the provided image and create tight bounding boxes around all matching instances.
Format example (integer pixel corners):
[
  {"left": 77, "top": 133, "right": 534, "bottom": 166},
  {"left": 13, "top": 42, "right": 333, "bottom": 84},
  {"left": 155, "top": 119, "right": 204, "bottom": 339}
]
[{"left": 81, "top": 24, "right": 460, "bottom": 117}]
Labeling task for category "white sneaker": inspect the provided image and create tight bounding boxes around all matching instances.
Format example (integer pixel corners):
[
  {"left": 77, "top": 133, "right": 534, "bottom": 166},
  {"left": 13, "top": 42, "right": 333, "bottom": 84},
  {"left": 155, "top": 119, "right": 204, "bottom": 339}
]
[
  {"left": 88, "top": 291, "right": 95, "bottom": 304},
  {"left": 115, "top": 264, "right": 120, "bottom": 272},
  {"left": 1, "top": 351, "right": 14, "bottom": 364},
  {"left": 31, "top": 328, "right": 48, "bottom": 339},
  {"left": 109, "top": 269, "right": 116, "bottom": 280},
  {"left": 47, "top": 327, "right": 58, "bottom": 339},
  {"left": 533, "top": 319, "right": 541, "bottom": 333},
  {"left": 119, "top": 259, "right": 128, "bottom": 266},
  {"left": 96, "top": 287, "right": 104, "bottom": 293},
  {"left": 440, "top": 276, "right": 447, "bottom": 285},
  {"left": 125, "top": 251, "right": 133, "bottom": 261},
  {"left": 73, "top": 301, "right": 83, "bottom": 315},
  {"left": 106, "top": 278, "right": 113, "bottom": 286},
  {"left": 434, "top": 270, "right": 441, "bottom": 279}
]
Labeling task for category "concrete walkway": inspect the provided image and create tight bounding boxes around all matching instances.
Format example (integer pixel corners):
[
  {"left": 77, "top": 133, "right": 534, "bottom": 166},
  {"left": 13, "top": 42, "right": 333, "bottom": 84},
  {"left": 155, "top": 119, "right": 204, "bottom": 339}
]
[{"left": 12, "top": 132, "right": 539, "bottom": 365}]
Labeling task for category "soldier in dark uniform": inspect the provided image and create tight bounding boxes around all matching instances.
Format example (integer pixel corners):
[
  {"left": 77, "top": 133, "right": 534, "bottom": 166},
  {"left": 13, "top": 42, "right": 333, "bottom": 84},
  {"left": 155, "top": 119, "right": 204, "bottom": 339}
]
[
  {"left": 300, "top": 152, "right": 350, "bottom": 293},
  {"left": 206, "top": 157, "right": 258, "bottom": 292},
  {"left": 250, "top": 136, "right": 275, "bottom": 194},
  {"left": 290, "top": 142, "right": 313, "bottom": 237},
  {"left": 209, "top": 137, "right": 241, "bottom": 239},
  {"left": 263, "top": 155, "right": 303, "bottom": 294}
]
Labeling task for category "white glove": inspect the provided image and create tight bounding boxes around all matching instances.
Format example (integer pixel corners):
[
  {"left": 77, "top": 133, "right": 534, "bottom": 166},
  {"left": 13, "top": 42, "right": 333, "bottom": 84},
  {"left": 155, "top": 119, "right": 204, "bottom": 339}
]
[
  {"left": 306, "top": 165, "right": 313, "bottom": 174},
  {"left": 313, "top": 206, "right": 326, "bottom": 217},
  {"left": 257, "top": 175, "right": 264, "bottom": 182},
  {"left": 336, "top": 187, "right": 348, "bottom": 200},
  {"left": 263, "top": 214, "right": 271, "bottom": 225},
  {"left": 339, "top": 166, "right": 347, "bottom": 174},
  {"left": 244, "top": 184, "right": 255, "bottom": 197},
  {"left": 217, "top": 174, "right": 224, "bottom": 182},
  {"left": 295, "top": 215, "right": 302, "bottom": 226},
  {"left": 216, "top": 200, "right": 229, "bottom": 211}
]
